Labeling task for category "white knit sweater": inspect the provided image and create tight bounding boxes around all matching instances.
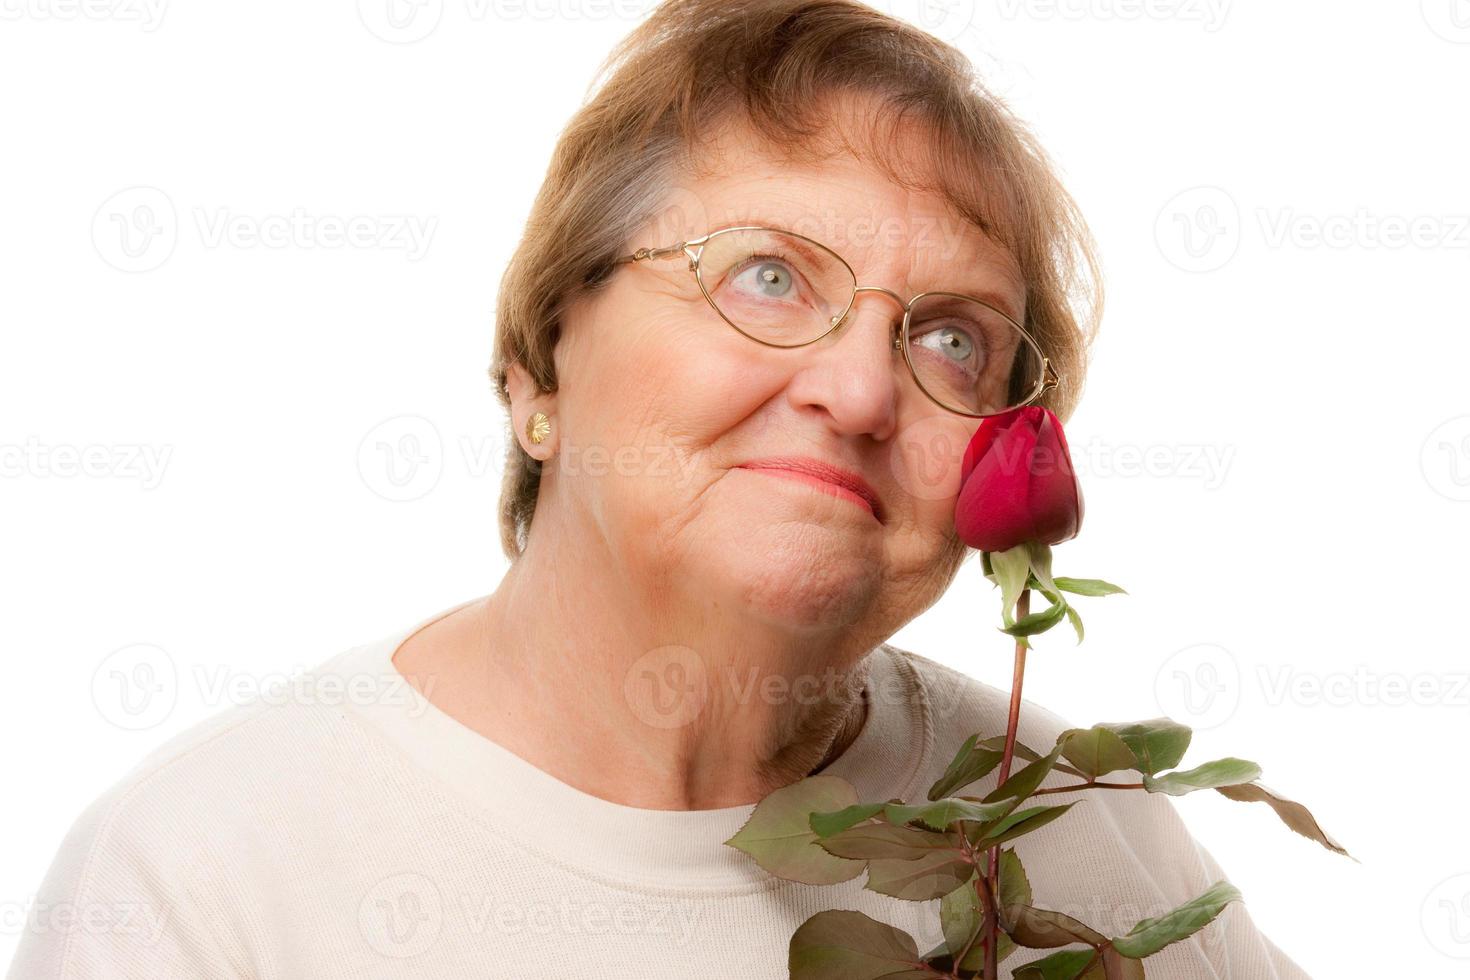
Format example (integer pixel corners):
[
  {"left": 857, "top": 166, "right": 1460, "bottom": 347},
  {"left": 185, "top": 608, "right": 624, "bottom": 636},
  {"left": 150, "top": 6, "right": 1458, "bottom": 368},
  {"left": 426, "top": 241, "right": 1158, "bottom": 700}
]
[{"left": 8, "top": 602, "right": 1311, "bottom": 978}]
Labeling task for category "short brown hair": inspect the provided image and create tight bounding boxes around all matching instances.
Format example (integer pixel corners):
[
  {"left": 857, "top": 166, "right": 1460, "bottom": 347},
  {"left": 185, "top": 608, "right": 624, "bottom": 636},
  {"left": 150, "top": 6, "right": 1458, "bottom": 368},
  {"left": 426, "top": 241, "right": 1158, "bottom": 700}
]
[{"left": 488, "top": 0, "right": 1103, "bottom": 561}]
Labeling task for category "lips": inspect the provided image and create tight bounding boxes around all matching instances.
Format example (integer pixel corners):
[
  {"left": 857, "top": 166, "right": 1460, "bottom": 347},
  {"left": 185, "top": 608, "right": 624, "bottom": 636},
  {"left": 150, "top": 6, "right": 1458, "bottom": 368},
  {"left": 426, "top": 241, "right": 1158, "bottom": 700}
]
[{"left": 736, "top": 456, "right": 884, "bottom": 521}]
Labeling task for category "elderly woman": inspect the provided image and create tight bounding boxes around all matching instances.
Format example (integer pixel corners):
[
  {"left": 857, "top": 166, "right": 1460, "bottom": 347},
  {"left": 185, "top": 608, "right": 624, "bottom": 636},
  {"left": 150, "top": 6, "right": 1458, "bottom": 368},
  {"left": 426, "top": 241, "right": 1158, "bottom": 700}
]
[{"left": 10, "top": 1, "right": 1309, "bottom": 978}]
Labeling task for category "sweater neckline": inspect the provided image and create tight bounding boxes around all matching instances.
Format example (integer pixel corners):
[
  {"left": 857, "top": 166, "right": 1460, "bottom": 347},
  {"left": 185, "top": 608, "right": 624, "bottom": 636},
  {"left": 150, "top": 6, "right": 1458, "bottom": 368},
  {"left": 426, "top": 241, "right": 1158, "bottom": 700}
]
[{"left": 333, "top": 598, "right": 933, "bottom": 892}]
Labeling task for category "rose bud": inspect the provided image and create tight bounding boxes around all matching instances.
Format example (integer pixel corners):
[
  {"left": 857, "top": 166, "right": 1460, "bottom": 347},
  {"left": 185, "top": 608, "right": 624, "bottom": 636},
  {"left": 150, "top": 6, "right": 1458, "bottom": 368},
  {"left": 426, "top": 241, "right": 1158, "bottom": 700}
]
[{"left": 955, "top": 405, "right": 1084, "bottom": 553}]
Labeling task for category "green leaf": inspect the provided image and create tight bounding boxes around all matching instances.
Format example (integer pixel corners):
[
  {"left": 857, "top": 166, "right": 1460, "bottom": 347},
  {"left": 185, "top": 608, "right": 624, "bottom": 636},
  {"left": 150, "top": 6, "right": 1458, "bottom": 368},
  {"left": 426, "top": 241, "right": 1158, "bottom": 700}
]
[
  {"left": 928, "top": 848, "right": 1035, "bottom": 972},
  {"left": 1142, "top": 759, "right": 1263, "bottom": 797},
  {"left": 983, "top": 744, "right": 1065, "bottom": 806},
  {"left": 725, "top": 775, "right": 866, "bottom": 884},
  {"left": 1017, "top": 550, "right": 1080, "bottom": 647},
  {"left": 977, "top": 735, "right": 1044, "bottom": 763},
  {"left": 809, "top": 802, "right": 886, "bottom": 838},
  {"left": 1052, "top": 577, "right": 1128, "bottom": 597},
  {"left": 1000, "top": 595, "right": 1070, "bottom": 637},
  {"left": 1064, "top": 604, "right": 1085, "bottom": 644},
  {"left": 788, "top": 909, "right": 933, "bottom": 980},
  {"left": 817, "top": 822, "right": 955, "bottom": 862},
  {"left": 1012, "top": 949, "right": 1101, "bottom": 980},
  {"left": 992, "top": 544, "right": 1032, "bottom": 628},
  {"left": 1096, "top": 719, "right": 1192, "bottom": 776},
  {"left": 865, "top": 848, "right": 977, "bottom": 901},
  {"left": 884, "top": 797, "right": 1016, "bottom": 832},
  {"left": 1025, "top": 542, "right": 1062, "bottom": 596},
  {"left": 929, "top": 733, "right": 1005, "bottom": 801},
  {"left": 998, "top": 847, "right": 1033, "bottom": 910},
  {"left": 977, "top": 735, "right": 1089, "bottom": 780},
  {"left": 1001, "top": 904, "right": 1107, "bottom": 949},
  {"left": 1109, "top": 880, "right": 1242, "bottom": 958},
  {"left": 940, "top": 872, "right": 981, "bottom": 958},
  {"left": 973, "top": 803, "right": 1076, "bottom": 849},
  {"left": 1058, "top": 727, "right": 1139, "bottom": 778},
  {"left": 1215, "top": 781, "right": 1354, "bottom": 858}
]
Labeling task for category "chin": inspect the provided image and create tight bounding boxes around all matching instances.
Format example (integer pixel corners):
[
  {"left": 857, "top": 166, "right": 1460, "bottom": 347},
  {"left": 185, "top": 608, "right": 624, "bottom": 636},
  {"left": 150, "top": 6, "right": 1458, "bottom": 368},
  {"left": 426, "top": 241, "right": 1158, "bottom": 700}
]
[
  {"left": 629, "top": 484, "right": 886, "bottom": 629},
  {"left": 723, "top": 534, "right": 881, "bottom": 633}
]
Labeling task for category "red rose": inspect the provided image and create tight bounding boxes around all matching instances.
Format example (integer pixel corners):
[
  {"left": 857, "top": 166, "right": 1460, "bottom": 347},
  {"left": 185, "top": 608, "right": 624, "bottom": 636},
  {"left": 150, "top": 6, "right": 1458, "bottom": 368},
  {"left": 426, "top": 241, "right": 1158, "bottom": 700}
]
[{"left": 955, "top": 405, "right": 1084, "bottom": 552}]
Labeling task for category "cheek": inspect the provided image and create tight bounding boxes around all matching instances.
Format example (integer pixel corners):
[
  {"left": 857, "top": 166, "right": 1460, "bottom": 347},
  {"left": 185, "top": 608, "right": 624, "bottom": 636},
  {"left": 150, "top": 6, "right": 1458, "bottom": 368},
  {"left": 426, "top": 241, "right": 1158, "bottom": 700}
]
[
  {"left": 873, "top": 413, "right": 974, "bottom": 589},
  {"left": 875, "top": 503, "right": 968, "bottom": 620},
  {"left": 884, "top": 413, "right": 972, "bottom": 525},
  {"left": 559, "top": 307, "right": 773, "bottom": 525},
  {"left": 563, "top": 306, "right": 693, "bottom": 447},
  {"left": 605, "top": 305, "right": 791, "bottom": 455}
]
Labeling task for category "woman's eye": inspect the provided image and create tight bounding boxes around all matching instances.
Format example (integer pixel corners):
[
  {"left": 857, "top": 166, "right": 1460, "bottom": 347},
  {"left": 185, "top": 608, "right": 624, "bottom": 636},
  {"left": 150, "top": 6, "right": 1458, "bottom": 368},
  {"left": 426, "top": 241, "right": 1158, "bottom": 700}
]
[
  {"left": 730, "top": 256, "right": 800, "bottom": 301},
  {"left": 913, "top": 322, "right": 985, "bottom": 375}
]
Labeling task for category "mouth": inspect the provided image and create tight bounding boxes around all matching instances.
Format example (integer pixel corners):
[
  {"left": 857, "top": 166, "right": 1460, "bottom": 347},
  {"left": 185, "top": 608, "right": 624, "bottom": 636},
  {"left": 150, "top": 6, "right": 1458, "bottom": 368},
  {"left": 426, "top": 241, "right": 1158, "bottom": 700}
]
[{"left": 735, "top": 456, "right": 884, "bottom": 523}]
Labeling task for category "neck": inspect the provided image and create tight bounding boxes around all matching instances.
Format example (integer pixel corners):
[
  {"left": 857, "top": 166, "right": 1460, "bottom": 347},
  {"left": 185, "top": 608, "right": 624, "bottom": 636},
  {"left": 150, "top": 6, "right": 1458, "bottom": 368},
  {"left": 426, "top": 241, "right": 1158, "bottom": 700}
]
[{"left": 395, "top": 513, "right": 879, "bottom": 811}]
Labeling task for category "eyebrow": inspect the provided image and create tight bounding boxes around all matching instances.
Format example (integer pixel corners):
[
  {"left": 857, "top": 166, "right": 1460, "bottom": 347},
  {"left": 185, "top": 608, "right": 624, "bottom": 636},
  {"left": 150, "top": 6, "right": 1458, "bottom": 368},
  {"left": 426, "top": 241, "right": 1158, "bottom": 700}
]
[
  {"left": 929, "top": 283, "right": 1027, "bottom": 324},
  {"left": 702, "top": 221, "right": 843, "bottom": 292},
  {"left": 707, "top": 218, "right": 1025, "bottom": 322}
]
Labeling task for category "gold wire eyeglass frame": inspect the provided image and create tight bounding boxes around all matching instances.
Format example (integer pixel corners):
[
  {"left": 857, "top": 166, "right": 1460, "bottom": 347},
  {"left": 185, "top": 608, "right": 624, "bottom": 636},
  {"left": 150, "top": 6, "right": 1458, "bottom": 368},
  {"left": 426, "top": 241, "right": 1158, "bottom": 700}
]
[{"left": 611, "top": 224, "right": 1060, "bottom": 419}]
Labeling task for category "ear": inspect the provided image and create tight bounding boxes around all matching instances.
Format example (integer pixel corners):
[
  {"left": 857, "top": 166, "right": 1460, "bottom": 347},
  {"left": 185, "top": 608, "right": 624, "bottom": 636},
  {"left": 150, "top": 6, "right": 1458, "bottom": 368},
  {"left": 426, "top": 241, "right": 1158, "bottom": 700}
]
[{"left": 505, "top": 360, "right": 558, "bottom": 460}]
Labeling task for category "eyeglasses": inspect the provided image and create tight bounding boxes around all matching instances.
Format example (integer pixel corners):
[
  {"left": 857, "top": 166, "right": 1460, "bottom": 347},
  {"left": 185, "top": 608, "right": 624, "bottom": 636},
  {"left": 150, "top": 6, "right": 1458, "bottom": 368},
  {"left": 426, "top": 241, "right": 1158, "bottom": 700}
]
[{"left": 611, "top": 224, "right": 1059, "bottom": 418}]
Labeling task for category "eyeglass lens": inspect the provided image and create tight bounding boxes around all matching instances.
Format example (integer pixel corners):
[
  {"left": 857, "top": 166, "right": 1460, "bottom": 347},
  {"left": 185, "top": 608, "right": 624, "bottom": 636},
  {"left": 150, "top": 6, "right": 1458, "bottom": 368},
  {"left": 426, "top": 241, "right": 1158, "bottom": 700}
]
[{"left": 694, "top": 227, "right": 1043, "bottom": 416}]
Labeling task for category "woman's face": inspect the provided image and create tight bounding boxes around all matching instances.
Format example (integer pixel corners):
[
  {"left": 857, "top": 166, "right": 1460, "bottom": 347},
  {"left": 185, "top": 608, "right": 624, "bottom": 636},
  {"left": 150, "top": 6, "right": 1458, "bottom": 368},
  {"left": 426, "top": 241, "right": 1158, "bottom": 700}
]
[{"left": 536, "top": 117, "right": 1026, "bottom": 640}]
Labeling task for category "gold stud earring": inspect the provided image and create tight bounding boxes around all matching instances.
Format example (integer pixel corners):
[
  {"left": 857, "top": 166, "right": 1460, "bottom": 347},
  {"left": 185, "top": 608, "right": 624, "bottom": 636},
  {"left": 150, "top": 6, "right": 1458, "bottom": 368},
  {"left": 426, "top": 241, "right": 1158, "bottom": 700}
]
[{"left": 525, "top": 411, "right": 551, "bottom": 446}]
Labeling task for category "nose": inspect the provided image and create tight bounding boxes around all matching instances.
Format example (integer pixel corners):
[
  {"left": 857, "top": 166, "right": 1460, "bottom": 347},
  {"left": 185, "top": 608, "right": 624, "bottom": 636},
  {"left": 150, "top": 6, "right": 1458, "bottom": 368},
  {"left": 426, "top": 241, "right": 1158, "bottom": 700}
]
[
  {"left": 850, "top": 285, "right": 908, "bottom": 312},
  {"left": 784, "top": 285, "right": 909, "bottom": 440},
  {"left": 833, "top": 285, "right": 908, "bottom": 355}
]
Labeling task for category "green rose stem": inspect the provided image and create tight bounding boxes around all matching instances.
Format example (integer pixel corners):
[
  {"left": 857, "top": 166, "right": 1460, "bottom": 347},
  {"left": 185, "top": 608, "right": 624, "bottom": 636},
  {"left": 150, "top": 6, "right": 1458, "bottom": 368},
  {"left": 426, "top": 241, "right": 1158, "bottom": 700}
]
[
  {"left": 954, "top": 836, "right": 998, "bottom": 980},
  {"left": 981, "top": 586, "right": 1029, "bottom": 980}
]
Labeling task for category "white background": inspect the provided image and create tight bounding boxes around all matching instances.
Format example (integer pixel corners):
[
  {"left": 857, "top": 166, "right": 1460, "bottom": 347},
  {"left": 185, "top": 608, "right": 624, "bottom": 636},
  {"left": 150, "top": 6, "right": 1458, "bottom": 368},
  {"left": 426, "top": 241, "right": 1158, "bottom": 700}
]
[{"left": 3, "top": 1, "right": 1468, "bottom": 975}]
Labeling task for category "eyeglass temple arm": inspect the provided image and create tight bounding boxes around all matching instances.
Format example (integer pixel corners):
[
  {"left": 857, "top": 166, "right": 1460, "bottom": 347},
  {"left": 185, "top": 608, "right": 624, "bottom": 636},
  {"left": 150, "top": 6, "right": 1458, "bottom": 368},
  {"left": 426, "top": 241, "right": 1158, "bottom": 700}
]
[
  {"left": 1040, "top": 359, "right": 1060, "bottom": 395},
  {"left": 613, "top": 242, "right": 690, "bottom": 264}
]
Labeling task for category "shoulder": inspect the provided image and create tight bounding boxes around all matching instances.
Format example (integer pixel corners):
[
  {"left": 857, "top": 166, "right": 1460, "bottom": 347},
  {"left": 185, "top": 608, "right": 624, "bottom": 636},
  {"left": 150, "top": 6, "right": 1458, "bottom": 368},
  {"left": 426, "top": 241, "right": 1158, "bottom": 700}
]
[
  {"left": 42, "top": 646, "right": 364, "bottom": 833},
  {"left": 92, "top": 643, "right": 377, "bottom": 822}
]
